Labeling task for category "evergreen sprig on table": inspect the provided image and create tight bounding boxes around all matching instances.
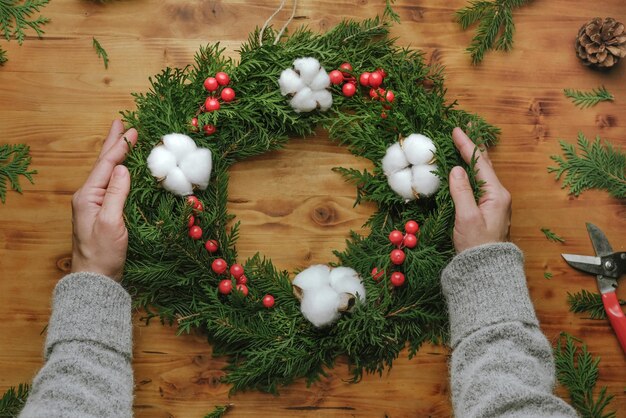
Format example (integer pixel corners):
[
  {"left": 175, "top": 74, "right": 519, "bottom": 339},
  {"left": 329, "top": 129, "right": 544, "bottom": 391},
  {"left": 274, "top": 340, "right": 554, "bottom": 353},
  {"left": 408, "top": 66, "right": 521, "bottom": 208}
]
[
  {"left": 122, "top": 13, "right": 498, "bottom": 393},
  {"left": 0, "top": 383, "right": 30, "bottom": 417},
  {"left": 554, "top": 333, "right": 616, "bottom": 418},
  {"left": 541, "top": 227, "right": 564, "bottom": 243},
  {"left": 0, "top": 0, "right": 50, "bottom": 64},
  {"left": 549, "top": 133, "right": 626, "bottom": 199},
  {"left": 92, "top": 37, "right": 109, "bottom": 69},
  {"left": 564, "top": 87, "right": 614, "bottom": 109},
  {"left": 0, "top": 143, "right": 37, "bottom": 203},
  {"left": 204, "top": 404, "right": 232, "bottom": 418},
  {"left": 455, "top": 0, "right": 532, "bottom": 64},
  {"left": 568, "top": 289, "right": 626, "bottom": 320},
  {"left": 0, "top": 47, "right": 6, "bottom": 65}
]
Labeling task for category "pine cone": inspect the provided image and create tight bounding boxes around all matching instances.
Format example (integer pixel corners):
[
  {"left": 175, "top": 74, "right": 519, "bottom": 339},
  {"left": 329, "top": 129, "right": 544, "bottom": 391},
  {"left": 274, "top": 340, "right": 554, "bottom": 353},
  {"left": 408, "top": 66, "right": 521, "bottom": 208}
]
[{"left": 575, "top": 17, "right": 626, "bottom": 69}]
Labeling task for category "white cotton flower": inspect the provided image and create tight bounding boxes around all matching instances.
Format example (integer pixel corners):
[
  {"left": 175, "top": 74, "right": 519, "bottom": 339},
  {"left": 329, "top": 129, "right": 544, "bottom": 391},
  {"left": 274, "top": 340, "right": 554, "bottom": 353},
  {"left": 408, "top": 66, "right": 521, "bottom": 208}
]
[
  {"left": 279, "top": 57, "right": 333, "bottom": 113},
  {"left": 381, "top": 133, "right": 441, "bottom": 199},
  {"left": 412, "top": 164, "right": 440, "bottom": 197},
  {"left": 162, "top": 133, "right": 197, "bottom": 163},
  {"left": 147, "top": 145, "right": 176, "bottom": 178},
  {"left": 293, "top": 265, "right": 366, "bottom": 328},
  {"left": 403, "top": 134, "right": 436, "bottom": 166},
  {"left": 162, "top": 167, "right": 193, "bottom": 196},
  {"left": 179, "top": 148, "right": 212, "bottom": 189},
  {"left": 147, "top": 133, "right": 213, "bottom": 196}
]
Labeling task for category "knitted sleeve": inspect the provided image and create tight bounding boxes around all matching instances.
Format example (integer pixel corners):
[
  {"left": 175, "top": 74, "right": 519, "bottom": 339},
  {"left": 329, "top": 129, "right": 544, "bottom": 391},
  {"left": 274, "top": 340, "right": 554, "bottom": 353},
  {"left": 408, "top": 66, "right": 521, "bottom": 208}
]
[
  {"left": 19, "top": 272, "right": 134, "bottom": 418},
  {"left": 441, "top": 243, "right": 578, "bottom": 417}
]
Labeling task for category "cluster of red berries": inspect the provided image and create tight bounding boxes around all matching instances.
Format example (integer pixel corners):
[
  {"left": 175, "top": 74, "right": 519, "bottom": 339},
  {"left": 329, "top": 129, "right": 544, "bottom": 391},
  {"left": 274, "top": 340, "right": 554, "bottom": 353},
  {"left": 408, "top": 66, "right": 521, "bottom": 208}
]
[
  {"left": 186, "top": 195, "right": 205, "bottom": 239},
  {"left": 371, "top": 220, "right": 420, "bottom": 287},
  {"left": 190, "top": 71, "right": 235, "bottom": 136},
  {"left": 212, "top": 260, "right": 275, "bottom": 308},
  {"left": 328, "top": 63, "right": 395, "bottom": 118}
]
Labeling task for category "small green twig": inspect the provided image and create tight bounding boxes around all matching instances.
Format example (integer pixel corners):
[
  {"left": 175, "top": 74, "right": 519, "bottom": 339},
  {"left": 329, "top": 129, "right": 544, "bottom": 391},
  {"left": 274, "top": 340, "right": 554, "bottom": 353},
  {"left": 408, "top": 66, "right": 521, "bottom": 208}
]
[
  {"left": 541, "top": 227, "right": 564, "bottom": 243},
  {"left": 564, "top": 86, "right": 614, "bottom": 109},
  {"left": 92, "top": 37, "right": 109, "bottom": 69}
]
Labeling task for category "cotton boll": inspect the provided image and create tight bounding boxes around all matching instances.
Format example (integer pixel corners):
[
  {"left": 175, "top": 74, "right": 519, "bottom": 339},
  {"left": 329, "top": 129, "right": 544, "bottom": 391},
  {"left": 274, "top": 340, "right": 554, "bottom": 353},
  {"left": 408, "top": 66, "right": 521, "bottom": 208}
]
[
  {"left": 300, "top": 286, "right": 341, "bottom": 328},
  {"left": 162, "top": 133, "right": 197, "bottom": 163},
  {"left": 293, "top": 264, "right": 331, "bottom": 290},
  {"left": 162, "top": 167, "right": 193, "bottom": 196},
  {"left": 312, "top": 90, "right": 333, "bottom": 111},
  {"left": 329, "top": 267, "right": 366, "bottom": 302},
  {"left": 382, "top": 142, "right": 409, "bottom": 176},
  {"left": 293, "top": 57, "right": 321, "bottom": 85},
  {"left": 309, "top": 68, "right": 331, "bottom": 90},
  {"left": 179, "top": 148, "right": 212, "bottom": 190},
  {"left": 279, "top": 68, "right": 305, "bottom": 95},
  {"left": 403, "top": 134, "right": 436, "bottom": 166},
  {"left": 387, "top": 167, "right": 415, "bottom": 200},
  {"left": 147, "top": 145, "right": 176, "bottom": 178},
  {"left": 290, "top": 87, "right": 317, "bottom": 113},
  {"left": 412, "top": 164, "right": 441, "bottom": 197}
]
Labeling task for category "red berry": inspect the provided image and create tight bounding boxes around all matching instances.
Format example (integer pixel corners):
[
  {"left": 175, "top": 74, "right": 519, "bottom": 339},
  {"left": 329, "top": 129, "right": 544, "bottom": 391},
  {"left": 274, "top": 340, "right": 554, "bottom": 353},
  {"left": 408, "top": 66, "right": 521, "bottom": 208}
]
[
  {"left": 236, "top": 283, "right": 249, "bottom": 297},
  {"left": 390, "top": 249, "right": 405, "bottom": 265},
  {"left": 220, "top": 87, "right": 235, "bottom": 102},
  {"left": 230, "top": 263, "right": 244, "bottom": 279},
  {"left": 385, "top": 90, "right": 395, "bottom": 103},
  {"left": 205, "top": 239, "right": 219, "bottom": 253},
  {"left": 262, "top": 294, "right": 275, "bottom": 308},
  {"left": 211, "top": 258, "right": 228, "bottom": 274},
  {"left": 339, "top": 62, "right": 353, "bottom": 76},
  {"left": 359, "top": 72, "right": 371, "bottom": 86},
  {"left": 194, "top": 201, "right": 204, "bottom": 212},
  {"left": 342, "top": 82, "right": 356, "bottom": 97},
  {"left": 236, "top": 274, "right": 248, "bottom": 285},
  {"left": 368, "top": 71, "right": 383, "bottom": 88},
  {"left": 203, "top": 124, "right": 216, "bottom": 136},
  {"left": 329, "top": 70, "right": 344, "bottom": 85},
  {"left": 215, "top": 72, "right": 230, "bottom": 86},
  {"left": 390, "top": 272, "right": 405, "bottom": 287},
  {"left": 187, "top": 215, "right": 195, "bottom": 228},
  {"left": 371, "top": 267, "right": 385, "bottom": 281},
  {"left": 187, "top": 195, "right": 200, "bottom": 207},
  {"left": 204, "top": 97, "right": 220, "bottom": 112},
  {"left": 203, "top": 77, "right": 218, "bottom": 92},
  {"left": 369, "top": 88, "right": 378, "bottom": 99},
  {"left": 188, "top": 225, "right": 203, "bottom": 240},
  {"left": 381, "top": 112, "right": 388, "bottom": 119},
  {"left": 377, "top": 68, "right": 387, "bottom": 79},
  {"left": 405, "top": 220, "right": 419, "bottom": 235},
  {"left": 403, "top": 233, "right": 418, "bottom": 249},
  {"left": 218, "top": 279, "right": 233, "bottom": 295},
  {"left": 389, "top": 230, "right": 404, "bottom": 246},
  {"left": 191, "top": 117, "right": 199, "bottom": 128}
]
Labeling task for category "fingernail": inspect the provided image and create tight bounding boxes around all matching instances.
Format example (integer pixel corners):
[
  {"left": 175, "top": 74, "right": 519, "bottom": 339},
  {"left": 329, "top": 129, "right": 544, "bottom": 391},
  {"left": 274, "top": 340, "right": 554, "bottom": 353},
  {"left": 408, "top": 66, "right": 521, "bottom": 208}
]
[{"left": 451, "top": 166, "right": 466, "bottom": 179}]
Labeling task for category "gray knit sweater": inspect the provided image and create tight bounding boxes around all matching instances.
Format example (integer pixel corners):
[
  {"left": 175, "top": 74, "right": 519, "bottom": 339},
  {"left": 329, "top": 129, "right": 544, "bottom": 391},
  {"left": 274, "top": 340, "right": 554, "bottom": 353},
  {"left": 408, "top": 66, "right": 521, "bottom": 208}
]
[{"left": 19, "top": 243, "right": 577, "bottom": 417}]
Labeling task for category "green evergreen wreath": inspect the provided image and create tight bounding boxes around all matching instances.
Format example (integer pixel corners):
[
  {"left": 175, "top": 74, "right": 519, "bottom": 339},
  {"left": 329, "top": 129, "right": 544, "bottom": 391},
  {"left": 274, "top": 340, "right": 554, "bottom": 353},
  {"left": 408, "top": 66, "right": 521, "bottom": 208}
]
[{"left": 121, "top": 10, "right": 499, "bottom": 394}]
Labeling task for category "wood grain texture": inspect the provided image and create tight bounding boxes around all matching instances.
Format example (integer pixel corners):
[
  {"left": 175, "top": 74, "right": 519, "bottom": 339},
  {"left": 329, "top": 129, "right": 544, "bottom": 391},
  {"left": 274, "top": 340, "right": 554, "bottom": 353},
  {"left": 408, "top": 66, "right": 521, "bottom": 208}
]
[{"left": 1, "top": 0, "right": 625, "bottom": 416}]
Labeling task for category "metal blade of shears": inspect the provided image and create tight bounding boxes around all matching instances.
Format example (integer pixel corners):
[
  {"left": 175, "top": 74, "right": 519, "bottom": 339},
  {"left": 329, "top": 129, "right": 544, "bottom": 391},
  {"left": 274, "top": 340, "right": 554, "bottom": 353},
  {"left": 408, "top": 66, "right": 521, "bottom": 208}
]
[
  {"left": 586, "top": 223, "right": 614, "bottom": 257},
  {"left": 561, "top": 254, "right": 603, "bottom": 275}
]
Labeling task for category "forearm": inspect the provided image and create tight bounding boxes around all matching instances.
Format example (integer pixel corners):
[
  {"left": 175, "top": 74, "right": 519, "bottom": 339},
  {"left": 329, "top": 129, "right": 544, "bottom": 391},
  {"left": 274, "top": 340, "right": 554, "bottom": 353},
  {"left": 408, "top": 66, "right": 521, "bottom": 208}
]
[
  {"left": 441, "top": 243, "right": 577, "bottom": 417},
  {"left": 19, "top": 273, "right": 133, "bottom": 418}
]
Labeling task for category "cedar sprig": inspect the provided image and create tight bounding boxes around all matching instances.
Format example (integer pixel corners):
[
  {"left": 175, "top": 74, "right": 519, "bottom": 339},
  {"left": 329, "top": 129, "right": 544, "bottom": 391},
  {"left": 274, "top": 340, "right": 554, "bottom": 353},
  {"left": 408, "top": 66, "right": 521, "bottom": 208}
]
[
  {"left": 0, "top": 383, "right": 30, "bottom": 417},
  {"left": 455, "top": 0, "right": 532, "bottom": 64},
  {"left": 122, "top": 12, "right": 497, "bottom": 394},
  {"left": 567, "top": 289, "right": 626, "bottom": 320},
  {"left": 554, "top": 333, "right": 616, "bottom": 418},
  {"left": 564, "top": 87, "right": 614, "bottom": 109},
  {"left": 541, "top": 227, "right": 564, "bottom": 243},
  {"left": 92, "top": 37, "right": 109, "bottom": 69},
  {"left": 549, "top": 133, "right": 626, "bottom": 199},
  {"left": 0, "top": 46, "right": 6, "bottom": 65},
  {"left": 0, "top": 143, "right": 37, "bottom": 203},
  {"left": 544, "top": 271, "right": 553, "bottom": 280},
  {"left": 204, "top": 404, "right": 232, "bottom": 418},
  {"left": 0, "top": 0, "right": 50, "bottom": 44}
]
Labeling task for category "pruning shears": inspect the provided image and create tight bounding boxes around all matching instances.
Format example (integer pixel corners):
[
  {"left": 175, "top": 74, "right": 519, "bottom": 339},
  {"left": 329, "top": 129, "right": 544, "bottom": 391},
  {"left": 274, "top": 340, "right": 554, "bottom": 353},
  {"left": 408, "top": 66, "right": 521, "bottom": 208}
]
[{"left": 562, "top": 223, "right": 626, "bottom": 354}]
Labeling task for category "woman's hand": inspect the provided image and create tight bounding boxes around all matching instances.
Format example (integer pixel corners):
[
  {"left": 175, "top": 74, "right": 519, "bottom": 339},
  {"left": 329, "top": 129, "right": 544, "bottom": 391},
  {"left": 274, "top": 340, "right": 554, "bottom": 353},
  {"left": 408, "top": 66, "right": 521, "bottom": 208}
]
[
  {"left": 70, "top": 120, "right": 138, "bottom": 281},
  {"left": 449, "top": 128, "right": 512, "bottom": 253}
]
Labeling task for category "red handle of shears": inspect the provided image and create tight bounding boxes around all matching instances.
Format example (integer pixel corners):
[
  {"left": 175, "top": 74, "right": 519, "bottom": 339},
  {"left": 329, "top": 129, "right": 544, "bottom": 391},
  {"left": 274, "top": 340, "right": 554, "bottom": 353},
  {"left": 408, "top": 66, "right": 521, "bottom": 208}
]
[{"left": 602, "top": 292, "right": 626, "bottom": 354}]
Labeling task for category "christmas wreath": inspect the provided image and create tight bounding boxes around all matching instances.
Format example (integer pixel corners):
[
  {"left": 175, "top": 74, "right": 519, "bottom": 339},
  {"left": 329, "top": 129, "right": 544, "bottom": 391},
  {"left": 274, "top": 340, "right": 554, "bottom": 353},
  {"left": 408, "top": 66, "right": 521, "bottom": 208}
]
[{"left": 121, "top": 8, "right": 499, "bottom": 394}]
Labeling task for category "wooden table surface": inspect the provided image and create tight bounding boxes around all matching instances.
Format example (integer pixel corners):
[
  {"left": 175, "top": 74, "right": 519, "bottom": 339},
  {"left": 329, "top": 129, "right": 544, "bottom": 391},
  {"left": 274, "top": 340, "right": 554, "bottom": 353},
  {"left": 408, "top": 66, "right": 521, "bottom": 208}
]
[{"left": 1, "top": 0, "right": 625, "bottom": 416}]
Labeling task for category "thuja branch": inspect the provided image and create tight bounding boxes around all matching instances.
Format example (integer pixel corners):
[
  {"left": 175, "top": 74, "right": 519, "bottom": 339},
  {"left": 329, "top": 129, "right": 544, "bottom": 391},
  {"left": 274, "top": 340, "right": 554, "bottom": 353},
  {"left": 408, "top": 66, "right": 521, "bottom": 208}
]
[
  {"left": 456, "top": 0, "right": 533, "bottom": 64},
  {"left": 0, "top": 383, "right": 30, "bottom": 417},
  {"left": 0, "top": 143, "right": 37, "bottom": 203},
  {"left": 564, "top": 86, "right": 613, "bottom": 109},
  {"left": 568, "top": 289, "right": 626, "bottom": 320},
  {"left": 549, "top": 133, "right": 626, "bottom": 199}
]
